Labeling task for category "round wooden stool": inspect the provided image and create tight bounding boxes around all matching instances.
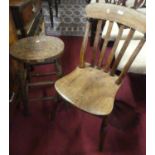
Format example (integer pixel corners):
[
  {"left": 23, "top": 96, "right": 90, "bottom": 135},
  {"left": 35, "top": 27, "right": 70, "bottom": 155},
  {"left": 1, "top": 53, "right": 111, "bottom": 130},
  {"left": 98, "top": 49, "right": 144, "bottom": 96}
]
[{"left": 10, "top": 36, "right": 64, "bottom": 115}]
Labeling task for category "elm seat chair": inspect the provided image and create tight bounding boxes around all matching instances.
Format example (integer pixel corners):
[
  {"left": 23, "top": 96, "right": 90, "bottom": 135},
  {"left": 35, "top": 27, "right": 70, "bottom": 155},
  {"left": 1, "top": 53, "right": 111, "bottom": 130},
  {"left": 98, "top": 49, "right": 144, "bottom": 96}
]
[{"left": 55, "top": 3, "right": 146, "bottom": 151}]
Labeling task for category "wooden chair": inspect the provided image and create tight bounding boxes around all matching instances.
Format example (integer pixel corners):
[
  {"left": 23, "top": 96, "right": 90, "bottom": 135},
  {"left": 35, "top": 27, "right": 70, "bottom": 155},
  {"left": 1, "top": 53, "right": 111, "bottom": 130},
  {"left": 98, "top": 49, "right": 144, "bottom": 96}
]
[{"left": 55, "top": 3, "right": 145, "bottom": 151}]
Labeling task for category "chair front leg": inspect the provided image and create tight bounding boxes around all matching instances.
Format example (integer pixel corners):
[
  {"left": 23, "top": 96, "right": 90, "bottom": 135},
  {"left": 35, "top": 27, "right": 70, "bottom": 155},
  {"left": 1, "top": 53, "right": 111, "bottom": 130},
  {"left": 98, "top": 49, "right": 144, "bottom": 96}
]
[{"left": 99, "top": 115, "right": 109, "bottom": 151}]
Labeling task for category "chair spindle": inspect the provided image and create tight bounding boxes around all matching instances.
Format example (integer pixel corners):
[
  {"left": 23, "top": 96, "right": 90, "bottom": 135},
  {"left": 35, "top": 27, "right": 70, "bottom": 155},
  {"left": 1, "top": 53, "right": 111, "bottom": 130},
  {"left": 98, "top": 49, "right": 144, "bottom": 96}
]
[
  {"left": 79, "top": 21, "right": 91, "bottom": 68},
  {"left": 104, "top": 24, "right": 125, "bottom": 72},
  {"left": 110, "top": 28, "right": 135, "bottom": 75},
  {"left": 116, "top": 37, "right": 146, "bottom": 84},
  {"left": 97, "top": 21, "right": 114, "bottom": 68},
  {"left": 91, "top": 20, "right": 103, "bottom": 66}
]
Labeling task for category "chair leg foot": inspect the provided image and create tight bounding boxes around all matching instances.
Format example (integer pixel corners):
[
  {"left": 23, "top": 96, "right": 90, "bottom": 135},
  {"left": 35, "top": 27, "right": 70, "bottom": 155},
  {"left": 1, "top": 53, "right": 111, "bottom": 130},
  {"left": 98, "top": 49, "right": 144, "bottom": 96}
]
[{"left": 99, "top": 116, "right": 108, "bottom": 152}]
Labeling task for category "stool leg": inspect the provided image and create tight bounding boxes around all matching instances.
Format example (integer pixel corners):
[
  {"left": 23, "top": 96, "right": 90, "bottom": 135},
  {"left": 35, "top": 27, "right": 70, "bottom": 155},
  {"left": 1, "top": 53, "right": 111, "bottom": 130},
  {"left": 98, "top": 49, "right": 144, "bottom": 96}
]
[
  {"left": 50, "top": 59, "right": 63, "bottom": 120},
  {"left": 19, "top": 67, "right": 30, "bottom": 116},
  {"left": 55, "top": 58, "right": 63, "bottom": 102},
  {"left": 15, "top": 73, "right": 22, "bottom": 109},
  {"left": 55, "top": 58, "right": 63, "bottom": 78},
  {"left": 99, "top": 116, "right": 108, "bottom": 151}
]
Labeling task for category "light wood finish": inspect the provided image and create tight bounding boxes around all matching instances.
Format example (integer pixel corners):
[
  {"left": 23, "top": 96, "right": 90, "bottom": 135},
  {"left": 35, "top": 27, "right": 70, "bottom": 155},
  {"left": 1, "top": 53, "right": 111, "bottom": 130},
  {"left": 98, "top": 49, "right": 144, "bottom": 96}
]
[
  {"left": 55, "top": 3, "right": 145, "bottom": 116},
  {"left": 116, "top": 37, "right": 146, "bottom": 84},
  {"left": 104, "top": 24, "right": 125, "bottom": 72},
  {"left": 55, "top": 3, "right": 145, "bottom": 151},
  {"left": 85, "top": 3, "right": 145, "bottom": 33},
  {"left": 98, "top": 21, "right": 113, "bottom": 68},
  {"left": 110, "top": 28, "right": 135, "bottom": 75},
  {"left": 104, "top": 0, "right": 145, "bottom": 8},
  {"left": 91, "top": 20, "right": 103, "bottom": 66},
  {"left": 105, "top": 0, "right": 126, "bottom": 5},
  {"left": 79, "top": 21, "right": 91, "bottom": 68},
  {"left": 10, "top": 36, "right": 64, "bottom": 64},
  {"left": 55, "top": 66, "right": 120, "bottom": 115}
]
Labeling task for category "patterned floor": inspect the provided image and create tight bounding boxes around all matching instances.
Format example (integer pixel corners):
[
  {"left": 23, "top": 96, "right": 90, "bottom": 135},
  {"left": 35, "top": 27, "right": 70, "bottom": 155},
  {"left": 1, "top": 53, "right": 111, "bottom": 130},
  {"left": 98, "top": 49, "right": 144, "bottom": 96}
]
[{"left": 42, "top": 0, "right": 87, "bottom": 36}]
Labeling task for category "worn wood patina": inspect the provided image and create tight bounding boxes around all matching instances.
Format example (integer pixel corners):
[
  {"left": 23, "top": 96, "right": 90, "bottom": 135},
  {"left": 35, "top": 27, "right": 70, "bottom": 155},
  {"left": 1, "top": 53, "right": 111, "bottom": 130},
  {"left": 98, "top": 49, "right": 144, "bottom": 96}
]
[
  {"left": 10, "top": 36, "right": 64, "bottom": 64},
  {"left": 55, "top": 3, "right": 146, "bottom": 151},
  {"left": 10, "top": 36, "right": 64, "bottom": 115}
]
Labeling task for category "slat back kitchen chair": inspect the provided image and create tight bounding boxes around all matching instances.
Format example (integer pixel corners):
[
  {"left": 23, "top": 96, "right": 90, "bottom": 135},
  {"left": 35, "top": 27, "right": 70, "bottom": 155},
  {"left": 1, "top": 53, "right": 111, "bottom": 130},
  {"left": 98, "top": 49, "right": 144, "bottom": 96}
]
[{"left": 55, "top": 3, "right": 145, "bottom": 151}]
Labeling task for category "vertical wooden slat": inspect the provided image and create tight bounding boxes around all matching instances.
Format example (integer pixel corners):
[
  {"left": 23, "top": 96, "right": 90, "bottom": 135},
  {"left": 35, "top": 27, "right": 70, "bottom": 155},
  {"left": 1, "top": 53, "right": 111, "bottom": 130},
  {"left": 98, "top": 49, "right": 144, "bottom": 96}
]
[
  {"left": 104, "top": 24, "right": 124, "bottom": 72},
  {"left": 79, "top": 21, "right": 91, "bottom": 68},
  {"left": 117, "top": 0, "right": 122, "bottom": 5},
  {"left": 97, "top": 21, "right": 114, "bottom": 68},
  {"left": 110, "top": 28, "right": 135, "bottom": 75},
  {"left": 133, "top": 0, "right": 144, "bottom": 9},
  {"left": 116, "top": 37, "right": 145, "bottom": 84},
  {"left": 91, "top": 20, "right": 103, "bottom": 66}
]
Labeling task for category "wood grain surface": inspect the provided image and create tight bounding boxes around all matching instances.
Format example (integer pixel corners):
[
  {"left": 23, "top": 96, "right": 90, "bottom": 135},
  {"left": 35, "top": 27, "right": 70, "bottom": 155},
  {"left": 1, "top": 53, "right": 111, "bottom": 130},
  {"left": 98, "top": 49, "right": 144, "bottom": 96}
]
[
  {"left": 10, "top": 36, "right": 64, "bottom": 63},
  {"left": 85, "top": 3, "right": 145, "bottom": 33},
  {"left": 55, "top": 66, "right": 120, "bottom": 115},
  {"left": 55, "top": 3, "right": 146, "bottom": 116}
]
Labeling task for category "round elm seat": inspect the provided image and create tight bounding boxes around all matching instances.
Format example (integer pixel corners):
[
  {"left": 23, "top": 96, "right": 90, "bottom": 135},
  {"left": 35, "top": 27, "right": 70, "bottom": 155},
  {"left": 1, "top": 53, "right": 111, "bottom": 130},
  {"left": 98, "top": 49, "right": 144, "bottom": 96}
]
[{"left": 10, "top": 36, "right": 64, "bottom": 64}]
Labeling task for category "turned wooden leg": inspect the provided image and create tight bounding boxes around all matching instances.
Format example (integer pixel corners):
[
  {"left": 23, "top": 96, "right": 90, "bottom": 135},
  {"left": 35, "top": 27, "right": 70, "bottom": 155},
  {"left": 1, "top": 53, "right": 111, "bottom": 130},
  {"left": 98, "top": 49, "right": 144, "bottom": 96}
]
[
  {"left": 99, "top": 116, "right": 109, "bottom": 151},
  {"left": 50, "top": 59, "right": 63, "bottom": 120},
  {"left": 55, "top": 58, "right": 63, "bottom": 78},
  {"left": 56, "top": 59, "right": 63, "bottom": 99},
  {"left": 19, "top": 66, "right": 30, "bottom": 116},
  {"left": 54, "top": 58, "right": 63, "bottom": 101},
  {"left": 15, "top": 72, "right": 22, "bottom": 109}
]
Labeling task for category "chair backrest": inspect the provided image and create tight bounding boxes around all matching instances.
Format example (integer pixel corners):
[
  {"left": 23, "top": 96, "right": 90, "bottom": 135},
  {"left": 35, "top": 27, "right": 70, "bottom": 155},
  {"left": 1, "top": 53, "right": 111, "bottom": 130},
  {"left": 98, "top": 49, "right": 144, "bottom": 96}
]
[
  {"left": 79, "top": 3, "right": 146, "bottom": 84},
  {"left": 94, "top": 0, "right": 146, "bottom": 9},
  {"left": 105, "top": 0, "right": 127, "bottom": 6},
  {"left": 132, "top": 0, "right": 146, "bottom": 9}
]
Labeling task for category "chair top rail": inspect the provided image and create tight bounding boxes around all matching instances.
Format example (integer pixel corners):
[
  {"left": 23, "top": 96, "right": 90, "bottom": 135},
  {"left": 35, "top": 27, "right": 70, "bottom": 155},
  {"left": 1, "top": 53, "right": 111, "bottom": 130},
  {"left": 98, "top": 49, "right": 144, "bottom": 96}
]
[{"left": 85, "top": 3, "right": 146, "bottom": 33}]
